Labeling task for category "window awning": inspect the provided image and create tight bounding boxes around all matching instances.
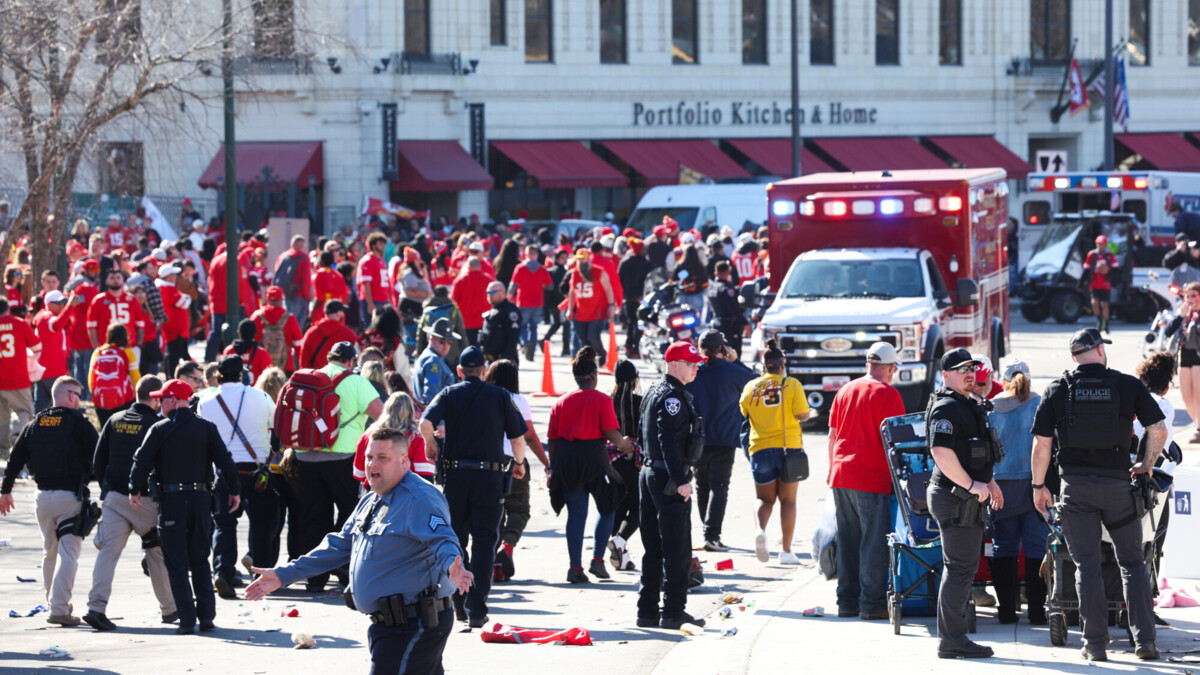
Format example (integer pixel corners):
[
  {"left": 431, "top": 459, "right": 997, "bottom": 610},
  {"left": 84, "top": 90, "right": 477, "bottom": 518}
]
[
  {"left": 600, "top": 140, "right": 750, "bottom": 186},
  {"left": 491, "top": 141, "right": 626, "bottom": 189},
  {"left": 391, "top": 141, "right": 493, "bottom": 192},
  {"left": 925, "top": 136, "right": 1034, "bottom": 179},
  {"left": 810, "top": 137, "right": 948, "bottom": 172},
  {"left": 726, "top": 138, "right": 836, "bottom": 177},
  {"left": 1117, "top": 133, "right": 1200, "bottom": 172},
  {"left": 197, "top": 142, "right": 323, "bottom": 189}
]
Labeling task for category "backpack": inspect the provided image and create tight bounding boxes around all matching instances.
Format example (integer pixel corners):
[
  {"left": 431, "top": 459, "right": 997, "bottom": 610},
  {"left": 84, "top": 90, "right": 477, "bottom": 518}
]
[
  {"left": 273, "top": 368, "right": 357, "bottom": 450},
  {"left": 275, "top": 254, "right": 300, "bottom": 296},
  {"left": 91, "top": 346, "right": 134, "bottom": 410},
  {"left": 262, "top": 314, "right": 288, "bottom": 368}
]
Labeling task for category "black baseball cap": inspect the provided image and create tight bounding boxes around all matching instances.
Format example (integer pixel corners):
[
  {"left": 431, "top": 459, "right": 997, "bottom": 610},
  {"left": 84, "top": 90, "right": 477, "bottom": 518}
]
[
  {"left": 1069, "top": 327, "right": 1112, "bottom": 355},
  {"left": 698, "top": 329, "right": 726, "bottom": 352},
  {"left": 324, "top": 299, "right": 347, "bottom": 315},
  {"left": 328, "top": 341, "right": 356, "bottom": 362},
  {"left": 459, "top": 346, "right": 486, "bottom": 368},
  {"left": 217, "top": 354, "right": 244, "bottom": 379},
  {"left": 941, "top": 348, "right": 982, "bottom": 371}
]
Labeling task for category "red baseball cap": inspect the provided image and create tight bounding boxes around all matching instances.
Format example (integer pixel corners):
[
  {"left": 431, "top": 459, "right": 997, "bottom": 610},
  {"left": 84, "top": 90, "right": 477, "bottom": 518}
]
[
  {"left": 265, "top": 286, "right": 285, "bottom": 301},
  {"left": 150, "top": 379, "right": 194, "bottom": 400},
  {"left": 622, "top": 228, "right": 637, "bottom": 238},
  {"left": 664, "top": 340, "right": 706, "bottom": 364},
  {"left": 1095, "top": 235, "right": 1108, "bottom": 246}
]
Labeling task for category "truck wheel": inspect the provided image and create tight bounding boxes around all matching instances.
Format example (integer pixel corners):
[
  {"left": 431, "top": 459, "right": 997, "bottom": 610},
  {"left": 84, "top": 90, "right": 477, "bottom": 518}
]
[
  {"left": 1020, "top": 301, "right": 1049, "bottom": 323},
  {"left": 1049, "top": 292, "right": 1083, "bottom": 324},
  {"left": 991, "top": 323, "right": 1005, "bottom": 366},
  {"left": 921, "top": 350, "right": 944, "bottom": 404}
]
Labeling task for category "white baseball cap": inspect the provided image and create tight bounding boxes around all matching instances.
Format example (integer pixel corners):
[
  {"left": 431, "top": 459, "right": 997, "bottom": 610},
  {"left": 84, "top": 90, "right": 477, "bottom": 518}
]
[
  {"left": 866, "top": 342, "right": 900, "bottom": 365},
  {"left": 192, "top": 219, "right": 205, "bottom": 229},
  {"left": 157, "top": 264, "right": 182, "bottom": 278},
  {"left": 44, "top": 291, "right": 67, "bottom": 305}
]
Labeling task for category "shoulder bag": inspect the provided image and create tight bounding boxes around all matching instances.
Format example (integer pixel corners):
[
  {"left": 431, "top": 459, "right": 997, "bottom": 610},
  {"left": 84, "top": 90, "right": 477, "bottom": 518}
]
[{"left": 778, "top": 376, "right": 809, "bottom": 483}]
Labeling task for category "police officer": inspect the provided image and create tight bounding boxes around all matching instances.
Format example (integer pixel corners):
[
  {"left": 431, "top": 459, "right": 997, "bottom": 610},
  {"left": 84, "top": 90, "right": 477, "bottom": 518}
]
[
  {"left": 84, "top": 375, "right": 178, "bottom": 631},
  {"left": 129, "top": 379, "right": 241, "bottom": 635},
  {"left": 0, "top": 376, "right": 99, "bottom": 626},
  {"left": 926, "top": 349, "right": 1003, "bottom": 659},
  {"left": 1032, "top": 328, "right": 1166, "bottom": 662},
  {"left": 247, "top": 427, "right": 472, "bottom": 674},
  {"left": 479, "top": 281, "right": 521, "bottom": 363},
  {"left": 706, "top": 261, "right": 747, "bottom": 357},
  {"left": 419, "top": 346, "right": 527, "bottom": 628},
  {"left": 638, "top": 340, "right": 707, "bottom": 630},
  {"left": 414, "top": 317, "right": 459, "bottom": 405}
]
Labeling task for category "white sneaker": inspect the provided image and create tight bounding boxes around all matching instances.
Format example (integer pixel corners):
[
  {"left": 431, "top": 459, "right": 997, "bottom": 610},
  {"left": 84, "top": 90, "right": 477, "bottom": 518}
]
[
  {"left": 779, "top": 550, "right": 800, "bottom": 565},
  {"left": 755, "top": 531, "right": 769, "bottom": 562}
]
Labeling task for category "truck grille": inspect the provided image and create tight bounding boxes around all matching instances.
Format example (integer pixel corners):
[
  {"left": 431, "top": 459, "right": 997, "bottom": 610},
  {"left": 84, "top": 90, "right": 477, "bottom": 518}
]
[{"left": 777, "top": 326, "right": 901, "bottom": 387}]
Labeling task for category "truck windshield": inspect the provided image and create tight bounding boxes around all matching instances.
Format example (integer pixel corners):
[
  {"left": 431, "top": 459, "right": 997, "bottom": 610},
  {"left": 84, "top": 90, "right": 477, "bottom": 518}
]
[
  {"left": 1024, "top": 222, "right": 1082, "bottom": 278},
  {"left": 627, "top": 207, "right": 699, "bottom": 233},
  {"left": 780, "top": 259, "right": 925, "bottom": 299}
]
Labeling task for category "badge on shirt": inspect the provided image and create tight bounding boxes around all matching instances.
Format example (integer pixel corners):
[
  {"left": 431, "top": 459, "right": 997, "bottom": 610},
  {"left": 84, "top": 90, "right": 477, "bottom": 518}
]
[
  {"left": 665, "top": 397, "right": 681, "bottom": 416},
  {"left": 429, "top": 514, "right": 447, "bottom": 531},
  {"left": 509, "top": 311, "right": 520, "bottom": 324},
  {"left": 933, "top": 419, "right": 954, "bottom": 435}
]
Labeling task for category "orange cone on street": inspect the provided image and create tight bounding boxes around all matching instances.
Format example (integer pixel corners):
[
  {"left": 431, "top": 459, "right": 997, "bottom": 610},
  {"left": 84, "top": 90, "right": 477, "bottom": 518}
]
[
  {"left": 532, "top": 340, "right": 561, "bottom": 397},
  {"left": 601, "top": 321, "right": 619, "bottom": 374}
]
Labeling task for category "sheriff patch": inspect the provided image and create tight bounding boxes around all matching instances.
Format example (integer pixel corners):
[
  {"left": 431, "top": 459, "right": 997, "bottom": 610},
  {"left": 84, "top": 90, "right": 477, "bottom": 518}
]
[
  {"left": 665, "top": 398, "right": 681, "bottom": 416},
  {"left": 933, "top": 419, "right": 954, "bottom": 435}
]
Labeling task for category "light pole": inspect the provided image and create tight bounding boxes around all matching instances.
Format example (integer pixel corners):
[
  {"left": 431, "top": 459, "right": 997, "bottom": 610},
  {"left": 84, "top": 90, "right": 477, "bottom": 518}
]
[
  {"left": 1103, "top": 0, "right": 1114, "bottom": 170},
  {"left": 790, "top": 0, "right": 802, "bottom": 178},
  {"left": 222, "top": 0, "right": 239, "bottom": 343}
]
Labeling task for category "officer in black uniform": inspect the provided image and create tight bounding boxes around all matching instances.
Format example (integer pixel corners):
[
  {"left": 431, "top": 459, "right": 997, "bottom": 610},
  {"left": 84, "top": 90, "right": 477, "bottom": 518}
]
[
  {"left": 926, "top": 348, "right": 1004, "bottom": 659},
  {"left": 419, "top": 346, "right": 527, "bottom": 628},
  {"left": 638, "top": 340, "right": 707, "bottom": 630},
  {"left": 0, "top": 376, "right": 99, "bottom": 626},
  {"left": 706, "top": 261, "right": 747, "bottom": 358},
  {"left": 129, "top": 379, "right": 241, "bottom": 635},
  {"left": 1031, "top": 328, "right": 1166, "bottom": 662},
  {"left": 479, "top": 281, "right": 521, "bottom": 364}
]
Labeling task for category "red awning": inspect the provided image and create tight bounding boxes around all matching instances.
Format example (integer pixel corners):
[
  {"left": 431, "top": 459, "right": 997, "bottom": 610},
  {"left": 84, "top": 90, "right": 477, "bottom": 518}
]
[
  {"left": 392, "top": 141, "right": 493, "bottom": 192},
  {"left": 726, "top": 138, "right": 836, "bottom": 177},
  {"left": 197, "top": 142, "right": 323, "bottom": 189},
  {"left": 925, "top": 136, "right": 1034, "bottom": 179},
  {"left": 1119, "top": 133, "right": 1200, "bottom": 172},
  {"left": 810, "top": 137, "right": 948, "bottom": 172},
  {"left": 600, "top": 140, "right": 750, "bottom": 186},
  {"left": 492, "top": 141, "right": 626, "bottom": 189}
]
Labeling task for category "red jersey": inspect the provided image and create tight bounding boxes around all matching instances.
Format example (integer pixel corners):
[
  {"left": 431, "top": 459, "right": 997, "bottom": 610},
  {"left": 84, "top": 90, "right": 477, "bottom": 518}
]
[
  {"left": 732, "top": 251, "right": 760, "bottom": 281},
  {"left": 207, "top": 248, "right": 256, "bottom": 315},
  {"left": 104, "top": 224, "right": 128, "bottom": 251},
  {"left": 450, "top": 270, "right": 494, "bottom": 330},
  {"left": 298, "top": 317, "right": 357, "bottom": 370},
  {"left": 157, "top": 281, "right": 191, "bottom": 342},
  {"left": 354, "top": 428, "right": 432, "bottom": 482},
  {"left": 1083, "top": 250, "right": 1119, "bottom": 291},
  {"left": 356, "top": 253, "right": 389, "bottom": 304},
  {"left": 548, "top": 389, "right": 619, "bottom": 441},
  {"left": 311, "top": 267, "right": 349, "bottom": 323},
  {"left": 86, "top": 291, "right": 144, "bottom": 349},
  {"left": 5, "top": 285, "right": 22, "bottom": 311},
  {"left": 33, "top": 308, "right": 71, "bottom": 380},
  {"left": 0, "top": 315, "right": 40, "bottom": 390},
  {"left": 591, "top": 252, "right": 623, "bottom": 307},
  {"left": 223, "top": 343, "right": 273, "bottom": 382},
  {"left": 65, "top": 280, "right": 99, "bottom": 351},
  {"left": 251, "top": 306, "right": 304, "bottom": 371},
  {"left": 569, "top": 267, "right": 610, "bottom": 322},
  {"left": 509, "top": 262, "right": 552, "bottom": 308},
  {"left": 827, "top": 376, "right": 906, "bottom": 494}
]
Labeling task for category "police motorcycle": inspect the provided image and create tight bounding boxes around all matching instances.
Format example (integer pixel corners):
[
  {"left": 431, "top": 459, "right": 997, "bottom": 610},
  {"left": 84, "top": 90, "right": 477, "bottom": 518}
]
[
  {"left": 638, "top": 279, "right": 701, "bottom": 373},
  {"left": 1142, "top": 280, "right": 1181, "bottom": 358}
]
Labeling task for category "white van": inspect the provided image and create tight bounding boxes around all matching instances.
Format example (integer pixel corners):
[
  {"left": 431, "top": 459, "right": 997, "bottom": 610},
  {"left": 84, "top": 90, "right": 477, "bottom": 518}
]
[{"left": 627, "top": 184, "right": 768, "bottom": 234}]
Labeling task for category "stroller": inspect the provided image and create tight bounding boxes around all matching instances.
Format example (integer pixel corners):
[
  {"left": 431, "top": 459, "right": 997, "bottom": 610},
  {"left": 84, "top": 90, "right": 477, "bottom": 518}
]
[{"left": 881, "top": 413, "right": 980, "bottom": 635}]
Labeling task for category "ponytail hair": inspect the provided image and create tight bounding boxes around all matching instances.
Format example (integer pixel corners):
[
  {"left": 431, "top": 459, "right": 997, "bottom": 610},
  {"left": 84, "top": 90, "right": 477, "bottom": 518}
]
[
  {"left": 763, "top": 338, "right": 785, "bottom": 374},
  {"left": 571, "top": 346, "right": 599, "bottom": 386},
  {"left": 1002, "top": 371, "right": 1031, "bottom": 402}
]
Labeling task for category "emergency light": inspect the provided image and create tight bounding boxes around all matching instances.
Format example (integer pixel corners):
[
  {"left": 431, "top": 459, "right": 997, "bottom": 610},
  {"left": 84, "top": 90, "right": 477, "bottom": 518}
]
[
  {"left": 669, "top": 314, "right": 697, "bottom": 328},
  {"left": 824, "top": 201, "right": 848, "bottom": 216},
  {"left": 938, "top": 196, "right": 963, "bottom": 212},
  {"left": 879, "top": 198, "right": 903, "bottom": 215},
  {"left": 772, "top": 200, "right": 795, "bottom": 216}
]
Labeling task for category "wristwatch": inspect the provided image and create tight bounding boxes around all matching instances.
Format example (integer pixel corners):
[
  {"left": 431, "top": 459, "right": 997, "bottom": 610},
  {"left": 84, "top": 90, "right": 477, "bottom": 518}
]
[{"left": 1031, "top": 482, "right": 1045, "bottom": 489}]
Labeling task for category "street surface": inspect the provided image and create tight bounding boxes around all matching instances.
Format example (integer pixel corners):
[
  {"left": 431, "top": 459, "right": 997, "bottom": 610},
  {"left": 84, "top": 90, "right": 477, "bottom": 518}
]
[{"left": 2, "top": 313, "right": 1199, "bottom": 674}]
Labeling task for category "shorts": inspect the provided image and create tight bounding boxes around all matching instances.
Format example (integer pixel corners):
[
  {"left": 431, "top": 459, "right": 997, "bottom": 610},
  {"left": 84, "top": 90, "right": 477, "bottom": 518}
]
[
  {"left": 1183, "top": 348, "right": 1200, "bottom": 368},
  {"left": 750, "top": 448, "right": 786, "bottom": 485},
  {"left": 1090, "top": 287, "right": 1111, "bottom": 303}
]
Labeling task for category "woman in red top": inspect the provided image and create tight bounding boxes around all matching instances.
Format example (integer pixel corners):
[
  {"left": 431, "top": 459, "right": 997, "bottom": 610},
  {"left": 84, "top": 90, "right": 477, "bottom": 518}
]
[
  {"left": 565, "top": 251, "right": 615, "bottom": 362},
  {"left": 548, "top": 347, "right": 633, "bottom": 584},
  {"left": 310, "top": 250, "right": 348, "bottom": 324},
  {"left": 353, "top": 392, "right": 432, "bottom": 483},
  {"left": 5, "top": 266, "right": 24, "bottom": 316}
]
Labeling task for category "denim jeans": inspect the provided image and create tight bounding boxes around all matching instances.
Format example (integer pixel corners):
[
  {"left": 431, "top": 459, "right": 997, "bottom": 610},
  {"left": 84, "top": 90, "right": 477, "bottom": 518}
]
[
  {"left": 832, "top": 487, "right": 891, "bottom": 615},
  {"left": 563, "top": 487, "right": 615, "bottom": 569},
  {"left": 286, "top": 296, "right": 309, "bottom": 332},
  {"left": 33, "top": 380, "right": 54, "bottom": 414},
  {"left": 572, "top": 319, "right": 606, "bottom": 359},
  {"left": 992, "top": 510, "right": 1049, "bottom": 559},
  {"left": 518, "top": 306, "right": 541, "bottom": 346},
  {"left": 205, "top": 312, "right": 226, "bottom": 363},
  {"left": 70, "top": 349, "right": 93, "bottom": 398}
]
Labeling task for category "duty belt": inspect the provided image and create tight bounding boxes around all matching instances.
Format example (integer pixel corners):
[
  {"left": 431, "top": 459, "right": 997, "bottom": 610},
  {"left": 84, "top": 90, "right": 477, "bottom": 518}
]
[
  {"left": 368, "top": 595, "right": 452, "bottom": 627},
  {"left": 160, "top": 482, "right": 210, "bottom": 494},
  {"left": 446, "top": 459, "right": 509, "bottom": 472}
]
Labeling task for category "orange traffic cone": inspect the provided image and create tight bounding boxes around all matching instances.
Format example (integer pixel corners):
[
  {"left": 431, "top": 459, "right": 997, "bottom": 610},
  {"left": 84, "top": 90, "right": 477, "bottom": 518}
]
[
  {"left": 601, "top": 321, "right": 619, "bottom": 374},
  {"left": 532, "top": 340, "right": 561, "bottom": 397}
]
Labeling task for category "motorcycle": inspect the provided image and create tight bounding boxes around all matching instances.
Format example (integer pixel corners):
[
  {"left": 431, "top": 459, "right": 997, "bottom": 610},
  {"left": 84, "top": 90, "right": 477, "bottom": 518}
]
[
  {"left": 1144, "top": 282, "right": 1181, "bottom": 358},
  {"left": 637, "top": 281, "right": 701, "bottom": 373}
]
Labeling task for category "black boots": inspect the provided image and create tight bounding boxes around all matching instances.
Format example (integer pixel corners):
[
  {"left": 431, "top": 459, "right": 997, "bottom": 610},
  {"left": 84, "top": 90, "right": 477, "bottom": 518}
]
[
  {"left": 1025, "top": 556, "right": 1048, "bottom": 625},
  {"left": 991, "top": 557, "right": 1020, "bottom": 624}
]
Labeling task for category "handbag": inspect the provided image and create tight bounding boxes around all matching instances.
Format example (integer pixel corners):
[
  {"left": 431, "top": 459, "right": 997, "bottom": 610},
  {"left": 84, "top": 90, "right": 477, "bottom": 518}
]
[{"left": 777, "top": 376, "right": 809, "bottom": 483}]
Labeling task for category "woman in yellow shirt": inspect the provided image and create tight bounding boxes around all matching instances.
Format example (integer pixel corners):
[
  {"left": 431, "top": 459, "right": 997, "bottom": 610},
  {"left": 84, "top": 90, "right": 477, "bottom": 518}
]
[{"left": 739, "top": 339, "right": 811, "bottom": 565}]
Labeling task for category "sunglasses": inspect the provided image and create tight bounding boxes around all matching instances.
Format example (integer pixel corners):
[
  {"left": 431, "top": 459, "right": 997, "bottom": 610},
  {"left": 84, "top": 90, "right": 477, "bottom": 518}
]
[{"left": 949, "top": 364, "right": 978, "bottom": 374}]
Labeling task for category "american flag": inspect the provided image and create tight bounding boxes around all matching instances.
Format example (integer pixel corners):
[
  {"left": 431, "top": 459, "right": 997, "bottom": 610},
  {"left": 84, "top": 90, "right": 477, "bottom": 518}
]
[{"left": 1091, "top": 55, "right": 1130, "bottom": 131}]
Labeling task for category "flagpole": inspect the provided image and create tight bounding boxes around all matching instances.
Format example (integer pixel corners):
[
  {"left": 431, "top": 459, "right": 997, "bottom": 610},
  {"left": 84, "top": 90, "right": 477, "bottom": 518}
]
[
  {"left": 1103, "top": 0, "right": 1114, "bottom": 170},
  {"left": 790, "top": 0, "right": 802, "bottom": 178}
]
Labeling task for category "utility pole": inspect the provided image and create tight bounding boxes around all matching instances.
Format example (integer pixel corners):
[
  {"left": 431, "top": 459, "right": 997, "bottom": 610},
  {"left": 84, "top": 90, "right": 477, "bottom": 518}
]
[
  {"left": 790, "top": 0, "right": 802, "bottom": 178},
  {"left": 222, "top": 0, "right": 240, "bottom": 343},
  {"left": 1103, "top": 0, "right": 1114, "bottom": 170}
]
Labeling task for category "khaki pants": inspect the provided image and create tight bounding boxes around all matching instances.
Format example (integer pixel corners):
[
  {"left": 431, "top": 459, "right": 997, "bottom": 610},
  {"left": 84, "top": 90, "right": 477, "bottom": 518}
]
[
  {"left": 0, "top": 387, "right": 33, "bottom": 453},
  {"left": 37, "top": 489, "right": 82, "bottom": 616},
  {"left": 88, "top": 492, "right": 176, "bottom": 617}
]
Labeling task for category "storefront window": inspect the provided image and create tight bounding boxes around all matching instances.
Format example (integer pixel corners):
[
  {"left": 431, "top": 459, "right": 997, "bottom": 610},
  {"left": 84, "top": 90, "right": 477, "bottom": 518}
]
[
  {"left": 1128, "top": 0, "right": 1149, "bottom": 66},
  {"left": 810, "top": 0, "right": 834, "bottom": 65},
  {"left": 1030, "top": 0, "right": 1070, "bottom": 65},
  {"left": 939, "top": 0, "right": 960, "bottom": 65},
  {"left": 600, "top": 0, "right": 626, "bottom": 64},
  {"left": 672, "top": 0, "right": 698, "bottom": 64},
  {"left": 876, "top": 0, "right": 898, "bottom": 65},
  {"left": 743, "top": 0, "right": 767, "bottom": 65},
  {"left": 404, "top": 0, "right": 429, "bottom": 57},
  {"left": 526, "top": 0, "right": 552, "bottom": 63},
  {"left": 491, "top": 0, "right": 506, "bottom": 46}
]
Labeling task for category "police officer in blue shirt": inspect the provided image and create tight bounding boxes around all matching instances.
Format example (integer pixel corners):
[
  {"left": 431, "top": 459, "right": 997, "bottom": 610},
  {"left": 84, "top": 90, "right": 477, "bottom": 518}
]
[
  {"left": 414, "top": 317, "right": 458, "bottom": 405},
  {"left": 420, "top": 346, "right": 527, "bottom": 628},
  {"left": 247, "top": 427, "right": 472, "bottom": 674}
]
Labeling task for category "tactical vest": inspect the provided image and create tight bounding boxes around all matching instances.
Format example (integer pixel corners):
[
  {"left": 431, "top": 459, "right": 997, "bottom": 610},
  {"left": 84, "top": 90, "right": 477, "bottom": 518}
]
[
  {"left": 924, "top": 388, "right": 1004, "bottom": 470},
  {"left": 1056, "top": 368, "right": 1129, "bottom": 451},
  {"left": 27, "top": 407, "right": 89, "bottom": 484}
]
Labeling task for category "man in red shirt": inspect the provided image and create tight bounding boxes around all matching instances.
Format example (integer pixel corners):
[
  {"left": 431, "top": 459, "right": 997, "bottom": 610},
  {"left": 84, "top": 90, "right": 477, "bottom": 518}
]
[
  {"left": 156, "top": 264, "right": 192, "bottom": 379},
  {"left": 1083, "top": 234, "right": 1118, "bottom": 334},
  {"left": 451, "top": 258, "right": 494, "bottom": 346},
  {"left": 0, "top": 296, "right": 41, "bottom": 458},
  {"left": 298, "top": 300, "right": 357, "bottom": 370},
  {"left": 458, "top": 241, "right": 495, "bottom": 279},
  {"left": 206, "top": 242, "right": 256, "bottom": 362},
  {"left": 356, "top": 232, "right": 389, "bottom": 328},
  {"left": 274, "top": 235, "right": 312, "bottom": 330},
  {"left": 65, "top": 260, "right": 101, "bottom": 398},
  {"left": 565, "top": 251, "right": 615, "bottom": 360},
  {"left": 104, "top": 215, "right": 128, "bottom": 253},
  {"left": 251, "top": 286, "right": 304, "bottom": 372},
  {"left": 508, "top": 244, "right": 553, "bottom": 361},
  {"left": 826, "top": 342, "right": 906, "bottom": 621},
  {"left": 32, "top": 290, "right": 73, "bottom": 412},
  {"left": 86, "top": 269, "right": 145, "bottom": 351}
]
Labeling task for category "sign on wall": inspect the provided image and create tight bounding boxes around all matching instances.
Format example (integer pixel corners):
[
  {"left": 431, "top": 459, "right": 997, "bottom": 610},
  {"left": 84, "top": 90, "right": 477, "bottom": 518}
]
[
  {"left": 381, "top": 103, "right": 398, "bottom": 181},
  {"left": 469, "top": 103, "right": 486, "bottom": 169}
]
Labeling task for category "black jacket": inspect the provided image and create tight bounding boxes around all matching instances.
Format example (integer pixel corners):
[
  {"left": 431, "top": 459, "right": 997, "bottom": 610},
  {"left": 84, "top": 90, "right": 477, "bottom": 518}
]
[
  {"left": 129, "top": 406, "right": 240, "bottom": 494},
  {"left": 618, "top": 254, "right": 654, "bottom": 301},
  {"left": 640, "top": 375, "right": 697, "bottom": 486},
  {"left": 94, "top": 402, "right": 161, "bottom": 497},
  {"left": 1, "top": 407, "right": 98, "bottom": 494},
  {"left": 480, "top": 299, "right": 521, "bottom": 362}
]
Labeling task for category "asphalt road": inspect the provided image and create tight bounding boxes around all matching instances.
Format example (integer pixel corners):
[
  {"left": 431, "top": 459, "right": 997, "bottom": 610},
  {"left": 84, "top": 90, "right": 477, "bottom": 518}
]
[{"left": 1, "top": 313, "right": 1198, "bottom": 674}]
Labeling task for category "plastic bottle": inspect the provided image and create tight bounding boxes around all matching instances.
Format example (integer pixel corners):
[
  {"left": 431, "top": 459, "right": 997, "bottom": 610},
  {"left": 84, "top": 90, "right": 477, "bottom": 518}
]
[{"left": 720, "top": 626, "right": 738, "bottom": 638}]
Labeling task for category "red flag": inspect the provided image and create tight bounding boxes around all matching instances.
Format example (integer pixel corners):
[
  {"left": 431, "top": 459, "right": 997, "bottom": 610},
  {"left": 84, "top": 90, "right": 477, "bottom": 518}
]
[
  {"left": 360, "top": 196, "right": 427, "bottom": 219},
  {"left": 1068, "top": 58, "right": 1089, "bottom": 117}
]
